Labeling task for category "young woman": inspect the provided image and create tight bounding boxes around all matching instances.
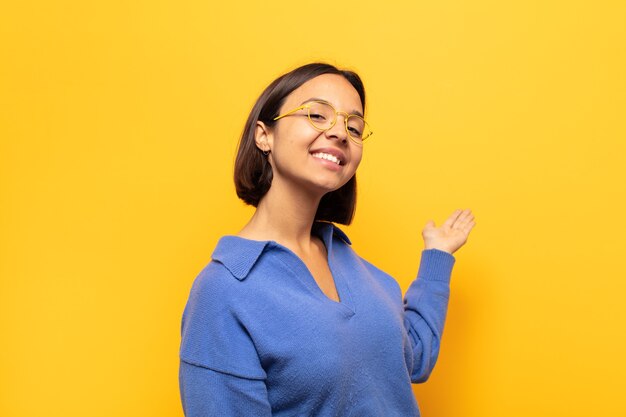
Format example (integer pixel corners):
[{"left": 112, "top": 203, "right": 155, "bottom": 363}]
[{"left": 179, "top": 63, "right": 476, "bottom": 416}]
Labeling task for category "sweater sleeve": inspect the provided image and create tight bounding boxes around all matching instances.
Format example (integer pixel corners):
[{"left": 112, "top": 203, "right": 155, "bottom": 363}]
[
  {"left": 179, "top": 263, "right": 272, "bottom": 415},
  {"left": 179, "top": 360, "right": 272, "bottom": 417},
  {"left": 403, "top": 248, "right": 456, "bottom": 383}
]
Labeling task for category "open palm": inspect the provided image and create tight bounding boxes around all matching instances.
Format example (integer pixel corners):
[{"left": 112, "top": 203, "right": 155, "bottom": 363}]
[{"left": 422, "top": 209, "right": 476, "bottom": 255}]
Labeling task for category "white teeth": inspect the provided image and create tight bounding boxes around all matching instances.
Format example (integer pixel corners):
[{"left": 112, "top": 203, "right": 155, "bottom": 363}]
[{"left": 312, "top": 152, "right": 341, "bottom": 165}]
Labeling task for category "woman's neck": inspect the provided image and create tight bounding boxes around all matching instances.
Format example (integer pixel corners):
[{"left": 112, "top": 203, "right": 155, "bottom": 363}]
[{"left": 237, "top": 179, "right": 323, "bottom": 252}]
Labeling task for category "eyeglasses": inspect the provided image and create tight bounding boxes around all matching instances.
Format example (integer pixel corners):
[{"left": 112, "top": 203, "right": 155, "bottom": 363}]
[{"left": 273, "top": 100, "right": 373, "bottom": 145}]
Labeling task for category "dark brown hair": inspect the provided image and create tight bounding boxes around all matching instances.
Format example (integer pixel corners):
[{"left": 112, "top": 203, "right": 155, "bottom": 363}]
[{"left": 234, "top": 62, "right": 366, "bottom": 225}]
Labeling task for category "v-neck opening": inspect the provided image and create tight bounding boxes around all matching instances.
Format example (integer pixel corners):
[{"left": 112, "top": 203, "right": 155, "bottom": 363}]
[
  {"left": 272, "top": 226, "right": 355, "bottom": 315},
  {"left": 309, "top": 224, "right": 355, "bottom": 316},
  {"left": 225, "top": 222, "right": 355, "bottom": 316},
  {"left": 313, "top": 236, "right": 341, "bottom": 304}
]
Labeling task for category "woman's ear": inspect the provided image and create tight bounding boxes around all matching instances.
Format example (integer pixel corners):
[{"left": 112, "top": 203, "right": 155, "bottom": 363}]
[{"left": 254, "top": 121, "right": 273, "bottom": 153}]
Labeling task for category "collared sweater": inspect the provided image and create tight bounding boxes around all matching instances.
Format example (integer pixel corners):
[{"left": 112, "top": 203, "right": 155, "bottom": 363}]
[{"left": 179, "top": 221, "right": 456, "bottom": 416}]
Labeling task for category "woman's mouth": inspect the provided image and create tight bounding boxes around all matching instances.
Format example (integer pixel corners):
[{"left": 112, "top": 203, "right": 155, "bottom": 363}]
[{"left": 311, "top": 152, "right": 342, "bottom": 165}]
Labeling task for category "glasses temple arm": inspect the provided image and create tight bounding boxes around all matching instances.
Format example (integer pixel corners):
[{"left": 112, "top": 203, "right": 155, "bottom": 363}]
[{"left": 273, "top": 105, "right": 307, "bottom": 121}]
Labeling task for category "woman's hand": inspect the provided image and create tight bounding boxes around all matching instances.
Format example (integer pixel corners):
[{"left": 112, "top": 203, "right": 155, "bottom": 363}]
[{"left": 422, "top": 209, "right": 476, "bottom": 255}]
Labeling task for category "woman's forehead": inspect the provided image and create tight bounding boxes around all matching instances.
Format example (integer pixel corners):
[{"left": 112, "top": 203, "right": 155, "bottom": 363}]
[{"left": 286, "top": 74, "right": 362, "bottom": 111}]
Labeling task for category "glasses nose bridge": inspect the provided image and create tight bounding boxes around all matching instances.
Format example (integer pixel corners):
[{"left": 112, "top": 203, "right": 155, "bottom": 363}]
[
  {"left": 332, "top": 110, "right": 353, "bottom": 135},
  {"left": 324, "top": 109, "right": 350, "bottom": 140}
]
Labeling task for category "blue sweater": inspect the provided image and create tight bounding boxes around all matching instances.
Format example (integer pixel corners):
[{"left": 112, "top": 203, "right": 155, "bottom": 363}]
[{"left": 179, "top": 221, "right": 456, "bottom": 416}]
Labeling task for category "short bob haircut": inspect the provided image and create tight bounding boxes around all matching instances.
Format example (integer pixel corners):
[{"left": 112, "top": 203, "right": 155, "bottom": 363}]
[{"left": 234, "top": 62, "right": 366, "bottom": 226}]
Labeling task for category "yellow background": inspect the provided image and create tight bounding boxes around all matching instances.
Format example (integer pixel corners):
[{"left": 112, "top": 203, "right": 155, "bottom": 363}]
[{"left": 1, "top": 0, "right": 625, "bottom": 416}]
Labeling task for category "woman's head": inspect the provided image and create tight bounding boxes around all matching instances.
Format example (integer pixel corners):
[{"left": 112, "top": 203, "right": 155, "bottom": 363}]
[{"left": 234, "top": 63, "right": 367, "bottom": 225}]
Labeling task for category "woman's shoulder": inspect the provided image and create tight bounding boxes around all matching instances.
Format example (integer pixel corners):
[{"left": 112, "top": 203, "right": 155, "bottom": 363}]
[
  {"left": 186, "top": 233, "right": 274, "bottom": 298},
  {"left": 184, "top": 260, "right": 235, "bottom": 309}
]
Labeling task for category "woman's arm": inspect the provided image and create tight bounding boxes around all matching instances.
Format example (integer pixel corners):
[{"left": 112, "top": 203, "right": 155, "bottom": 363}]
[
  {"left": 179, "top": 360, "right": 272, "bottom": 417},
  {"left": 403, "top": 208, "right": 475, "bottom": 381},
  {"left": 403, "top": 248, "right": 455, "bottom": 383},
  {"left": 179, "top": 262, "right": 272, "bottom": 415}
]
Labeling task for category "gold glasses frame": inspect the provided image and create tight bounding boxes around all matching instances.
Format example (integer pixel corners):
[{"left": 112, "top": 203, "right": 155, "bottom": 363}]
[{"left": 273, "top": 100, "right": 373, "bottom": 145}]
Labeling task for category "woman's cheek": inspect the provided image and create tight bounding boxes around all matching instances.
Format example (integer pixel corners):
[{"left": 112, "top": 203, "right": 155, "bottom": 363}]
[{"left": 352, "top": 152, "right": 363, "bottom": 172}]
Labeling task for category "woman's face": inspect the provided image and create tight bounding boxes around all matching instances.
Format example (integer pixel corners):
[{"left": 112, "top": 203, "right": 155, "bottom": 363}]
[{"left": 259, "top": 73, "right": 364, "bottom": 196}]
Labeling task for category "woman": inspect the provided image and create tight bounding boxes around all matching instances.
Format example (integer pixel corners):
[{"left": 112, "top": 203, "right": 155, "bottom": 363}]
[{"left": 179, "top": 62, "right": 476, "bottom": 416}]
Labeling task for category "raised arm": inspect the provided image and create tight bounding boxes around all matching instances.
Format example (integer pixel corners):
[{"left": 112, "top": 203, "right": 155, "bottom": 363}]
[
  {"left": 404, "top": 208, "right": 476, "bottom": 382},
  {"left": 403, "top": 248, "right": 455, "bottom": 382}
]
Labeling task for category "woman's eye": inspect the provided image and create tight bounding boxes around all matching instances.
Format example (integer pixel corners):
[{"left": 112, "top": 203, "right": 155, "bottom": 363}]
[
  {"left": 310, "top": 113, "right": 326, "bottom": 120},
  {"left": 348, "top": 126, "right": 362, "bottom": 136}
]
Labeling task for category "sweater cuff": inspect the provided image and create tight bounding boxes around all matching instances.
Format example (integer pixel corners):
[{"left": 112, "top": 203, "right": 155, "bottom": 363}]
[{"left": 417, "top": 249, "right": 456, "bottom": 282}]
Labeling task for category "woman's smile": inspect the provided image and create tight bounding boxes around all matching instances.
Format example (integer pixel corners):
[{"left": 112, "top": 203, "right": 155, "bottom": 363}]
[
  {"left": 310, "top": 152, "right": 343, "bottom": 171},
  {"left": 309, "top": 146, "right": 347, "bottom": 172}
]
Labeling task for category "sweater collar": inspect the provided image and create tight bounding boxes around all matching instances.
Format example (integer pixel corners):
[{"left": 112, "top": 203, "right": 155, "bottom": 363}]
[{"left": 211, "top": 221, "right": 351, "bottom": 281}]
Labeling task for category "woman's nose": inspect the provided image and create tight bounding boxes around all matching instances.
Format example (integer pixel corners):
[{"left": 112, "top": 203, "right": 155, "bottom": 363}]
[{"left": 324, "top": 115, "right": 349, "bottom": 144}]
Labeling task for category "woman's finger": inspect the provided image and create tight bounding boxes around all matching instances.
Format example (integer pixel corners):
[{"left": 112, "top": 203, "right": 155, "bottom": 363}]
[
  {"left": 452, "top": 209, "right": 472, "bottom": 229},
  {"left": 443, "top": 209, "right": 463, "bottom": 229},
  {"left": 456, "top": 211, "right": 474, "bottom": 228}
]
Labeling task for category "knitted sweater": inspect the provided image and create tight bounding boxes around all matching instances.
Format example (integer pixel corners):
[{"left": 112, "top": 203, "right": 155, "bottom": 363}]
[{"left": 179, "top": 221, "right": 456, "bottom": 416}]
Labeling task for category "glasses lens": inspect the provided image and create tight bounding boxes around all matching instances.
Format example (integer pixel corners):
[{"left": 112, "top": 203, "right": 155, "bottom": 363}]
[
  {"left": 306, "top": 102, "right": 335, "bottom": 130},
  {"left": 347, "top": 116, "right": 371, "bottom": 142}
]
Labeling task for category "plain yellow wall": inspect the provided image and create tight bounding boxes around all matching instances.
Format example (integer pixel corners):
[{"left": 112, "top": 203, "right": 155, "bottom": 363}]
[{"left": 1, "top": 1, "right": 625, "bottom": 416}]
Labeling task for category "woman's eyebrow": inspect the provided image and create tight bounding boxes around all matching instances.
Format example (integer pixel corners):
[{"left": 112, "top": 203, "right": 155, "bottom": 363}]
[
  {"left": 299, "top": 97, "right": 363, "bottom": 117},
  {"left": 299, "top": 97, "right": 328, "bottom": 105}
]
